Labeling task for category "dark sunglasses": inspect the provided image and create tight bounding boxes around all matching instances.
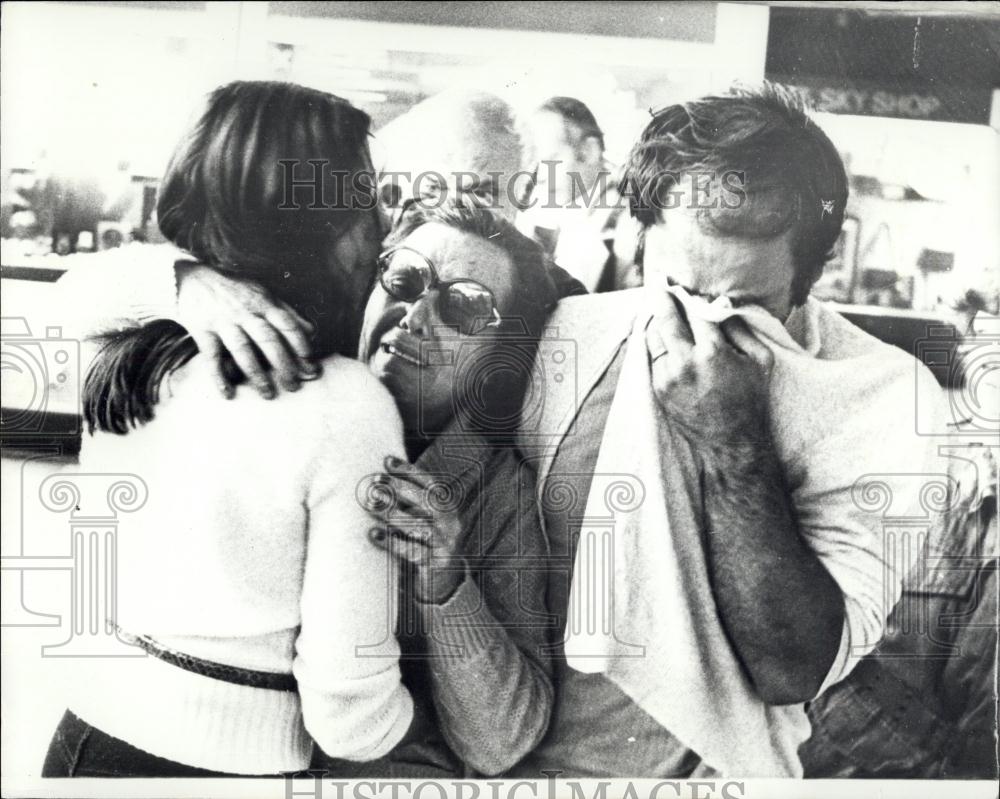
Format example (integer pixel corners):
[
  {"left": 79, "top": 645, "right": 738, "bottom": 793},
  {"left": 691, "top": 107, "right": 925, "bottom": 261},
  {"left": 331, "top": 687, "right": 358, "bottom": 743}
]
[{"left": 377, "top": 246, "right": 502, "bottom": 337}]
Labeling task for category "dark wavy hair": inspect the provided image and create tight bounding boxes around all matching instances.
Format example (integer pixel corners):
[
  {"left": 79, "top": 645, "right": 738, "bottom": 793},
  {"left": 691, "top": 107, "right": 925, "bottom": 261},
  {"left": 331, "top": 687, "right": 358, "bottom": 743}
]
[
  {"left": 384, "top": 194, "right": 562, "bottom": 438},
  {"left": 620, "top": 82, "right": 848, "bottom": 306},
  {"left": 84, "top": 81, "right": 375, "bottom": 435}
]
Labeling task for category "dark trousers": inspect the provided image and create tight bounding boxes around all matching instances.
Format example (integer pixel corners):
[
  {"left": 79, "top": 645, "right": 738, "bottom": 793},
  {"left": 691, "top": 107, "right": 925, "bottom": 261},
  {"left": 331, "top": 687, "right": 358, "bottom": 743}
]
[{"left": 42, "top": 710, "right": 252, "bottom": 778}]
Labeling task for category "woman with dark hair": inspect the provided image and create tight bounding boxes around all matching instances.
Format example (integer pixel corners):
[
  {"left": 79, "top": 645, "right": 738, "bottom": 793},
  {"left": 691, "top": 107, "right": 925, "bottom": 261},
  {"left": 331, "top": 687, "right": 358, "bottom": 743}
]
[
  {"left": 42, "top": 81, "right": 414, "bottom": 778},
  {"left": 45, "top": 98, "right": 575, "bottom": 772}
]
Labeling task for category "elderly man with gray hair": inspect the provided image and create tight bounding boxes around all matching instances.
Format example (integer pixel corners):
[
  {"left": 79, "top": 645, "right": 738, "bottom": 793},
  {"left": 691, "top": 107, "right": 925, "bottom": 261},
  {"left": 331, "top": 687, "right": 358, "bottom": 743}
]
[{"left": 376, "top": 88, "right": 530, "bottom": 224}]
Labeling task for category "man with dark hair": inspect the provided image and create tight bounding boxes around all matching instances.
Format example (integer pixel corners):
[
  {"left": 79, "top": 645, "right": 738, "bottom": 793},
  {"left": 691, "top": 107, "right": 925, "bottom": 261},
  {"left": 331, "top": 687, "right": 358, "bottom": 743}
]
[
  {"left": 510, "top": 82, "right": 944, "bottom": 777},
  {"left": 621, "top": 82, "right": 849, "bottom": 307},
  {"left": 517, "top": 96, "right": 636, "bottom": 292}
]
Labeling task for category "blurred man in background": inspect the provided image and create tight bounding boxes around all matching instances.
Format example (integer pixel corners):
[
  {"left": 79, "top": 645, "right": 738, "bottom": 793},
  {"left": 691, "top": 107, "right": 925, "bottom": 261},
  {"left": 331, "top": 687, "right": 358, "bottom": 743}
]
[{"left": 517, "top": 96, "right": 638, "bottom": 292}]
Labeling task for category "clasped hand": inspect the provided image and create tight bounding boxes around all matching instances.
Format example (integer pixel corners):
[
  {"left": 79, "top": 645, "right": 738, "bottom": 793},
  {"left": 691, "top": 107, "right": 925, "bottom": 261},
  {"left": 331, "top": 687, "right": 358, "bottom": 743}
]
[
  {"left": 645, "top": 295, "right": 774, "bottom": 446},
  {"left": 361, "top": 456, "right": 468, "bottom": 605},
  {"left": 175, "top": 262, "right": 318, "bottom": 398}
]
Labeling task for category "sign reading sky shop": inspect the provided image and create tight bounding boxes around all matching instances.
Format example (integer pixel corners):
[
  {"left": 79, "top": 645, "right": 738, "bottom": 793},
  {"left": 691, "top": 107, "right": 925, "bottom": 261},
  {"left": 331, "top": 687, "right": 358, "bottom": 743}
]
[
  {"left": 765, "top": 8, "right": 1000, "bottom": 126},
  {"left": 768, "top": 76, "right": 995, "bottom": 125}
]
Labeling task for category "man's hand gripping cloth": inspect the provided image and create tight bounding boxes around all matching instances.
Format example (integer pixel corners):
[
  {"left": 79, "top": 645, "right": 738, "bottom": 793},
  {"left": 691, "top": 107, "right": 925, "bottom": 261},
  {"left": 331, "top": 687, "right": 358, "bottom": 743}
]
[{"left": 562, "top": 285, "right": 947, "bottom": 777}]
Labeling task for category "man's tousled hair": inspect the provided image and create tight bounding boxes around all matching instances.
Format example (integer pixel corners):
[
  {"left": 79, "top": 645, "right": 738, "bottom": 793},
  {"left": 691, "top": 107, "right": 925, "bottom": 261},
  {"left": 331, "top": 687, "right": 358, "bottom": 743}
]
[{"left": 621, "top": 82, "right": 848, "bottom": 305}]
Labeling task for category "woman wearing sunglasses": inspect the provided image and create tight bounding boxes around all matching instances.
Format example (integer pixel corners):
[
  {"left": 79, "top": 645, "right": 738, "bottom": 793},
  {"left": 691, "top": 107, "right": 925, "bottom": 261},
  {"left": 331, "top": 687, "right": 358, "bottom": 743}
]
[
  {"left": 297, "top": 195, "right": 562, "bottom": 778},
  {"left": 46, "top": 114, "right": 577, "bottom": 774},
  {"left": 42, "top": 81, "right": 414, "bottom": 777}
]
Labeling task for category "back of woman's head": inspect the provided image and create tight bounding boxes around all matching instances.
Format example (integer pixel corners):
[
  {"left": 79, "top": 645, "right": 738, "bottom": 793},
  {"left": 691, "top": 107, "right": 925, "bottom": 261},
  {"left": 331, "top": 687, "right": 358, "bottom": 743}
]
[
  {"left": 158, "top": 80, "right": 375, "bottom": 289},
  {"left": 85, "top": 81, "right": 375, "bottom": 435}
]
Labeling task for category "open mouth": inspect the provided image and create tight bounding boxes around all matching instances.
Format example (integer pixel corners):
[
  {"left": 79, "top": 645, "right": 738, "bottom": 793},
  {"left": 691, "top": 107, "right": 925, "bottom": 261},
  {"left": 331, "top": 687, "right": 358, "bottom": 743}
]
[{"left": 380, "top": 341, "right": 423, "bottom": 367}]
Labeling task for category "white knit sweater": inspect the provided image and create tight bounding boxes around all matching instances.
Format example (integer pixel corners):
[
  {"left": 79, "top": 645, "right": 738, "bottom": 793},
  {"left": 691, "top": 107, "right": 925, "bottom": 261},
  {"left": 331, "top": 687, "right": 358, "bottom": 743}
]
[{"left": 70, "top": 353, "right": 413, "bottom": 774}]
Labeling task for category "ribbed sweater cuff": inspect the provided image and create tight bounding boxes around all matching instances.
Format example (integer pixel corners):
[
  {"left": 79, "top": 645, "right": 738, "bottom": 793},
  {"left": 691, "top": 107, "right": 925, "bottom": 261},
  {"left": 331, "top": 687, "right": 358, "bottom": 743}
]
[{"left": 418, "top": 577, "right": 497, "bottom": 662}]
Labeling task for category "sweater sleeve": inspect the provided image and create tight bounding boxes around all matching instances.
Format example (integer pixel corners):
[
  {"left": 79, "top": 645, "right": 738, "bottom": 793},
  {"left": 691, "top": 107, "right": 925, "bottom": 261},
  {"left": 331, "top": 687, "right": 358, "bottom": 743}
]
[
  {"left": 418, "top": 452, "right": 554, "bottom": 776},
  {"left": 292, "top": 366, "right": 414, "bottom": 760},
  {"left": 796, "top": 358, "right": 948, "bottom": 695}
]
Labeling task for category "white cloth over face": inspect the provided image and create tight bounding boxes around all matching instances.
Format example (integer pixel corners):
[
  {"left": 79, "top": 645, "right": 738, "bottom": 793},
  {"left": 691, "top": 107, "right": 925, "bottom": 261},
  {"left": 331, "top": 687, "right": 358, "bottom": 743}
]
[{"left": 562, "top": 285, "right": 946, "bottom": 777}]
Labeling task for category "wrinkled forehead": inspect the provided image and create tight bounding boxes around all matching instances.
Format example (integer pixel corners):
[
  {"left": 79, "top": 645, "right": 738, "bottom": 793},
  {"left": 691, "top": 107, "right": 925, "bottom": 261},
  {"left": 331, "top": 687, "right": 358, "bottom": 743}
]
[
  {"left": 658, "top": 175, "right": 800, "bottom": 240},
  {"left": 644, "top": 209, "right": 797, "bottom": 320},
  {"left": 393, "top": 223, "right": 515, "bottom": 300}
]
